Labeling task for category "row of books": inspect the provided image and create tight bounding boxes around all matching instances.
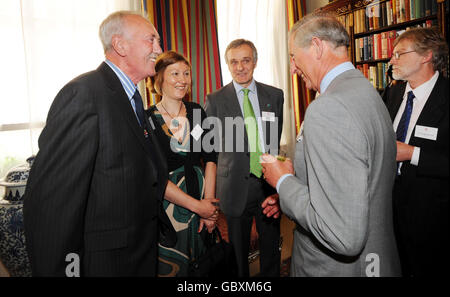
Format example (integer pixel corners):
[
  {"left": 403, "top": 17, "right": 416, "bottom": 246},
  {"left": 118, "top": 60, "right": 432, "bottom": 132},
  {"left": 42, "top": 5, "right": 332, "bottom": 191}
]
[
  {"left": 354, "top": 0, "right": 438, "bottom": 34},
  {"left": 337, "top": 13, "right": 353, "bottom": 34},
  {"left": 336, "top": 13, "right": 354, "bottom": 59},
  {"left": 356, "top": 62, "right": 390, "bottom": 91},
  {"left": 355, "top": 21, "right": 436, "bottom": 62}
]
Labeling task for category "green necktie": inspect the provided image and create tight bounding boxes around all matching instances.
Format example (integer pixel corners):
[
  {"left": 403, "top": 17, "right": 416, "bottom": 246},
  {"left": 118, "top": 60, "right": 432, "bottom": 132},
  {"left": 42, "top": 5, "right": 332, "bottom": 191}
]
[{"left": 242, "top": 88, "right": 262, "bottom": 178}]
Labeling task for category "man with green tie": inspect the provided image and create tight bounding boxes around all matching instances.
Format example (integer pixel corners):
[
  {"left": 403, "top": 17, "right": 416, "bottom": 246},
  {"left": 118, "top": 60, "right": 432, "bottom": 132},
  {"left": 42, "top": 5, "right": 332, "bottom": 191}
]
[{"left": 205, "top": 39, "right": 284, "bottom": 277}]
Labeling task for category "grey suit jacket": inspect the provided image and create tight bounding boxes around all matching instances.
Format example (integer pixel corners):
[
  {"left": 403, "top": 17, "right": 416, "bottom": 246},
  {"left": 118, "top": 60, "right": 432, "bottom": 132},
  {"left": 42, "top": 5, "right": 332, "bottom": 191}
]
[
  {"left": 205, "top": 81, "right": 284, "bottom": 217},
  {"left": 279, "top": 69, "right": 401, "bottom": 276}
]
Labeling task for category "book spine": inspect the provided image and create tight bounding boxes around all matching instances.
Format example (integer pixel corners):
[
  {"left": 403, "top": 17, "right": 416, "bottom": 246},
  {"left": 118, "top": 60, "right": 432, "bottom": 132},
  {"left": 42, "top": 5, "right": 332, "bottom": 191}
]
[
  {"left": 431, "top": 0, "right": 438, "bottom": 15},
  {"left": 405, "top": 0, "right": 411, "bottom": 21},
  {"left": 392, "top": 0, "right": 397, "bottom": 24},
  {"left": 363, "top": 63, "right": 369, "bottom": 79},
  {"left": 355, "top": 39, "right": 360, "bottom": 62},
  {"left": 360, "top": 37, "right": 365, "bottom": 62},
  {"left": 415, "top": 0, "right": 421, "bottom": 19},
  {"left": 377, "top": 62, "right": 383, "bottom": 90},
  {"left": 387, "top": 1, "right": 392, "bottom": 25},
  {"left": 365, "top": 8, "right": 370, "bottom": 31},
  {"left": 373, "top": 35, "right": 376, "bottom": 61},
  {"left": 425, "top": 0, "right": 431, "bottom": 16},
  {"left": 370, "top": 66, "right": 377, "bottom": 88},
  {"left": 381, "top": 32, "right": 388, "bottom": 59},
  {"left": 374, "top": 33, "right": 382, "bottom": 60},
  {"left": 388, "top": 30, "right": 396, "bottom": 58},
  {"left": 364, "top": 36, "right": 368, "bottom": 61},
  {"left": 400, "top": 0, "right": 406, "bottom": 23},
  {"left": 374, "top": 5, "right": 379, "bottom": 29},
  {"left": 381, "top": 2, "right": 387, "bottom": 27},
  {"left": 420, "top": 0, "right": 425, "bottom": 18},
  {"left": 360, "top": 8, "right": 364, "bottom": 32},
  {"left": 410, "top": 0, "right": 415, "bottom": 20}
]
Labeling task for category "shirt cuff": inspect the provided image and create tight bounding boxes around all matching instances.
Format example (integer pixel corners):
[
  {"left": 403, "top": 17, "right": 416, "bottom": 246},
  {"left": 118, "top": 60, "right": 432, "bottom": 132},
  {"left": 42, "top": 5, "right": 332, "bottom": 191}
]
[
  {"left": 276, "top": 174, "right": 294, "bottom": 193},
  {"left": 410, "top": 146, "right": 420, "bottom": 166}
]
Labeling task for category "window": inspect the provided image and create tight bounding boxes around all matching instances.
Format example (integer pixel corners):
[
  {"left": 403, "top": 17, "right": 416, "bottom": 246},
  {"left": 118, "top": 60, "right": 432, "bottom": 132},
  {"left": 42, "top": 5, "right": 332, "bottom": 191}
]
[
  {"left": 0, "top": 0, "right": 139, "bottom": 178},
  {"left": 216, "top": 0, "right": 294, "bottom": 152}
]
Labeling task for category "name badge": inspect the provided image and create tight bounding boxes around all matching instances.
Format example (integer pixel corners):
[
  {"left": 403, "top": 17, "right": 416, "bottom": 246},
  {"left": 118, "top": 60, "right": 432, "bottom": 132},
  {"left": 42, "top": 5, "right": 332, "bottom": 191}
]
[
  {"left": 415, "top": 125, "right": 438, "bottom": 141},
  {"left": 261, "top": 111, "right": 275, "bottom": 122},
  {"left": 190, "top": 124, "right": 204, "bottom": 141}
]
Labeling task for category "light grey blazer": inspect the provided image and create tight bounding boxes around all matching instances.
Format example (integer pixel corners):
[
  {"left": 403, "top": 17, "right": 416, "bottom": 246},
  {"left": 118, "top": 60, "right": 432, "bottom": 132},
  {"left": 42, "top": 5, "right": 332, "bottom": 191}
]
[
  {"left": 279, "top": 69, "right": 401, "bottom": 276},
  {"left": 205, "top": 82, "right": 284, "bottom": 217}
]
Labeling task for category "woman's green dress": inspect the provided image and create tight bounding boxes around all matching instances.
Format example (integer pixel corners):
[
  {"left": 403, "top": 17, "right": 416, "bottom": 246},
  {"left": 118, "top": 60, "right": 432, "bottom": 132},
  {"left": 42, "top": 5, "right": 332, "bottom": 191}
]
[{"left": 147, "top": 102, "right": 216, "bottom": 277}]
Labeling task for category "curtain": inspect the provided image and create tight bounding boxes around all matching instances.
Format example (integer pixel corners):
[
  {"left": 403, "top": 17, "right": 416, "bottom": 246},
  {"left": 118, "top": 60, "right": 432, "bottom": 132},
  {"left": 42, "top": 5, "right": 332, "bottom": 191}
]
[
  {"left": 216, "top": 0, "right": 296, "bottom": 157},
  {"left": 0, "top": 0, "right": 139, "bottom": 179},
  {"left": 141, "top": 0, "right": 223, "bottom": 107},
  {"left": 286, "top": 0, "right": 316, "bottom": 135}
]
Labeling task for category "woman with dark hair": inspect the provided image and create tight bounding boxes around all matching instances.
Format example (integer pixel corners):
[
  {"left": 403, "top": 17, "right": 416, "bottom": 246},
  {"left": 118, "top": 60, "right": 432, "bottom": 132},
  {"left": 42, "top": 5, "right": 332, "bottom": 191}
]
[{"left": 147, "top": 51, "right": 218, "bottom": 277}]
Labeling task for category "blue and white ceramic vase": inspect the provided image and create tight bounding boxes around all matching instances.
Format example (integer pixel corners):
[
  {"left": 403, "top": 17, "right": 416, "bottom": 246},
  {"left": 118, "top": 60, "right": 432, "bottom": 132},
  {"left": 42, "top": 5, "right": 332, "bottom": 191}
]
[{"left": 0, "top": 156, "right": 34, "bottom": 277}]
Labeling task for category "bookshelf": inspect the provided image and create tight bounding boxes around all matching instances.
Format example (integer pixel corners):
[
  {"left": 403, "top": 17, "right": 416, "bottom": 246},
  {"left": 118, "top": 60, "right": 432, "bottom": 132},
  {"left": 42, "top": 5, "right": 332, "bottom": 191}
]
[{"left": 316, "top": 0, "right": 449, "bottom": 92}]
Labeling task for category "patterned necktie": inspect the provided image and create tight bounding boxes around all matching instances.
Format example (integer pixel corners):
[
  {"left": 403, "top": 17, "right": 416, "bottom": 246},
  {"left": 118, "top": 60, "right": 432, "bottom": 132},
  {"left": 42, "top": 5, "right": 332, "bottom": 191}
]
[
  {"left": 396, "top": 91, "right": 415, "bottom": 142},
  {"left": 133, "top": 89, "right": 146, "bottom": 127},
  {"left": 242, "top": 88, "right": 262, "bottom": 178}
]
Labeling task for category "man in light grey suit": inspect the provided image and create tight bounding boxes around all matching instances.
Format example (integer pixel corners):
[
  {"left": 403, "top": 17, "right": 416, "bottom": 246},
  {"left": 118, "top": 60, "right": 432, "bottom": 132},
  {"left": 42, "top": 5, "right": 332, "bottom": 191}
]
[
  {"left": 262, "top": 13, "right": 401, "bottom": 276},
  {"left": 205, "top": 39, "right": 284, "bottom": 277}
]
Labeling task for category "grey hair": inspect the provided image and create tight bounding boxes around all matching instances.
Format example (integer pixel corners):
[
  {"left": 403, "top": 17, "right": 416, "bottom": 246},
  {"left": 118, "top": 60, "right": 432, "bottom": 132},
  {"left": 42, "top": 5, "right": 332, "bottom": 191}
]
[
  {"left": 289, "top": 12, "right": 349, "bottom": 49},
  {"left": 99, "top": 11, "right": 143, "bottom": 53},
  {"left": 393, "top": 27, "right": 448, "bottom": 75},
  {"left": 224, "top": 39, "right": 258, "bottom": 63}
]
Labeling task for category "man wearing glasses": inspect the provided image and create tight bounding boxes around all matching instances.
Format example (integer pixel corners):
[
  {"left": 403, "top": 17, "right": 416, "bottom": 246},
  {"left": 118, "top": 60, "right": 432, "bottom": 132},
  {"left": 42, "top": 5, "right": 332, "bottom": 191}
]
[{"left": 383, "top": 28, "right": 449, "bottom": 277}]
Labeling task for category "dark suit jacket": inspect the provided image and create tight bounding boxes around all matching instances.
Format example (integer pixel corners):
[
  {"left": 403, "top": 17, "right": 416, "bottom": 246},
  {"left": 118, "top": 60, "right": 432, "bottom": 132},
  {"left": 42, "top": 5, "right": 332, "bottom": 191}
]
[
  {"left": 383, "top": 74, "right": 449, "bottom": 245},
  {"left": 205, "top": 81, "right": 284, "bottom": 217},
  {"left": 23, "top": 62, "right": 172, "bottom": 276}
]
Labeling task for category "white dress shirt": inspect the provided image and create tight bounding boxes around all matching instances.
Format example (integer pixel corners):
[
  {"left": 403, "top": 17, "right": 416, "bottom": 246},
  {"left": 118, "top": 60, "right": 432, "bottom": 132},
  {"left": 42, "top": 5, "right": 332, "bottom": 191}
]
[{"left": 393, "top": 71, "right": 439, "bottom": 171}]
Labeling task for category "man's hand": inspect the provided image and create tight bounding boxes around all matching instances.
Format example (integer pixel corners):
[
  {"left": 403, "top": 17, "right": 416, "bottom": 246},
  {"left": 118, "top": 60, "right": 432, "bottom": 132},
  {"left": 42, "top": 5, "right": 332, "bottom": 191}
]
[
  {"left": 198, "top": 218, "right": 216, "bottom": 233},
  {"left": 261, "top": 194, "right": 281, "bottom": 219},
  {"left": 396, "top": 141, "right": 414, "bottom": 162},
  {"left": 260, "top": 154, "right": 294, "bottom": 189}
]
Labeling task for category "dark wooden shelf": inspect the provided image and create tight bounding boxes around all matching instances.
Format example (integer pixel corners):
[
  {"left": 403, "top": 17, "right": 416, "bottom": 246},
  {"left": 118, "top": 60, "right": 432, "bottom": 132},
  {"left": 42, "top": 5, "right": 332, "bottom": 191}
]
[
  {"left": 354, "top": 15, "right": 438, "bottom": 38},
  {"left": 355, "top": 58, "right": 391, "bottom": 65}
]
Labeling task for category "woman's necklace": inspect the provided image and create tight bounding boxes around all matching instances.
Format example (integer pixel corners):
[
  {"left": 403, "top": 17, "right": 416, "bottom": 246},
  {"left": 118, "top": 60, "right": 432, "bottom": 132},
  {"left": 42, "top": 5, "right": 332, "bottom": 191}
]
[{"left": 160, "top": 101, "right": 183, "bottom": 128}]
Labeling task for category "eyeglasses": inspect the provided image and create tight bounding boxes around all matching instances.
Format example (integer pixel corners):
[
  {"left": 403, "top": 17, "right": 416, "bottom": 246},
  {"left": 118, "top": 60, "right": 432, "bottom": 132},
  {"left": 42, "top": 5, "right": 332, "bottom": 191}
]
[{"left": 392, "top": 50, "right": 416, "bottom": 60}]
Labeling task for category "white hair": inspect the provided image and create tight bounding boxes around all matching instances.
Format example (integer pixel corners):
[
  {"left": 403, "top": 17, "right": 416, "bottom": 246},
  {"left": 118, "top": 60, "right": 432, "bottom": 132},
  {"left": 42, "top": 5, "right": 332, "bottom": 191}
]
[{"left": 98, "top": 11, "right": 144, "bottom": 53}]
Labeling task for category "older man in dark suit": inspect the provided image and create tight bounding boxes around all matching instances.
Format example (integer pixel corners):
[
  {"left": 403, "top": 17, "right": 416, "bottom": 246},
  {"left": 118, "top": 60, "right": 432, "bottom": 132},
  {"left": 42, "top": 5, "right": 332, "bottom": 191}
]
[
  {"left": 383, "top": 28, "right": 449, "bottom": 277},
  {"left": 23, "top": 11, "right": 178, "bottom": 277}
]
